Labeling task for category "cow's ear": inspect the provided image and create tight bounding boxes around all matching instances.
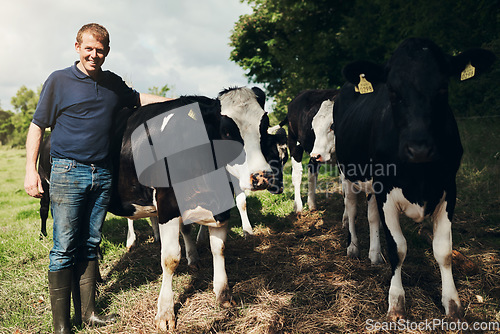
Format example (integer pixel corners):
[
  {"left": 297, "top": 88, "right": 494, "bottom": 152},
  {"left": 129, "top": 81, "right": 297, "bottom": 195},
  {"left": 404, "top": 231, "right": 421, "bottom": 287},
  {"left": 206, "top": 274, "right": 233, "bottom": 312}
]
[
  {"left": 252, "top": 87, "right": 266, "bottom": 109},
  {"left": 450, "top": 48, "right": 496, "bottom": 80},
  {"left": 342, "top": 61, "right": 386, "bottom": 86}
]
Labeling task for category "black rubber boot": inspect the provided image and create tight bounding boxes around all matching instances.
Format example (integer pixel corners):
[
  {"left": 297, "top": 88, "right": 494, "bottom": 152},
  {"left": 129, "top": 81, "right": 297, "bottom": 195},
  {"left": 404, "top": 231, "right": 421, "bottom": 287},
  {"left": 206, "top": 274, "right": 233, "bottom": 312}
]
[
  {"left": 73, "top": 260, "right": 118, "bottom": 326},
  {"left": 48, "top": 269, "right": 73, "bottom": 334}
]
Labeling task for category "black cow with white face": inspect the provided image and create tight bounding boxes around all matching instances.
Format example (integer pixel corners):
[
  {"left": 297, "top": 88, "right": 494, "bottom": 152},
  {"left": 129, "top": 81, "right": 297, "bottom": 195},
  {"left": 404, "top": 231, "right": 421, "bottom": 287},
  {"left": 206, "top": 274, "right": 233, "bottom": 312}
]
[
  {"left": 112, "top": 86, "right": 286, "bottom": 330},
  {"left": 333, "top": 38, "right": 495, "bottom": 320},
  {"left": 285, "top": 89, "right": 338, "bottom": 213}
]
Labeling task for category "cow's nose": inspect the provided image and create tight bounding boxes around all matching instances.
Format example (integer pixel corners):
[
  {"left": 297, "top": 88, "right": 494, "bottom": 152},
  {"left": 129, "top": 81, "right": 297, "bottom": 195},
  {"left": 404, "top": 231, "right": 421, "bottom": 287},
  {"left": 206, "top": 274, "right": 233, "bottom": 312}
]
[
  {"left": 250, "top": 171, "right": 273, "bottom": 190},
  {"left": 310, "top": 154, "right": 323, "bottom": 163},
  {"left": 405, "top": 144, "right": 435, "bottom": 163}
]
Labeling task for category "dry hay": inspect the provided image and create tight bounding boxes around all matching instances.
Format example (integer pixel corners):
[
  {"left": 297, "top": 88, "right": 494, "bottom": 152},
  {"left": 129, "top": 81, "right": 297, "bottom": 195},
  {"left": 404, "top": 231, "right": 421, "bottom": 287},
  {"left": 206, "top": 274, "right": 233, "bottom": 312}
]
[{"left": 95, "top": 195, "right": 499, "bottom": 334}]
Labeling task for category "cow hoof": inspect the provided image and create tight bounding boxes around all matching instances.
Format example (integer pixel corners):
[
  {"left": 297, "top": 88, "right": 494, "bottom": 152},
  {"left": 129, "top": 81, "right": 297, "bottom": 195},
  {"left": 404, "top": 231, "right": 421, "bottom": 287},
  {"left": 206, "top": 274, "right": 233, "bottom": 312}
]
[
  {"left": 347, "top": 244, "right": 360, "bottom": 259},
  {"left": 126, "top": 238, "right": 136, "bottom": 251},
  {"left": 294, "top": 202, "right": 303, "bottom": 215},
  {"left": 243, "top": 228, "right": 254, "bottom": 239},
  {"left": 387, "top": 295, "right": 406, "bottom": 322},
  {"left": 216, "top": 288, "right": 234, "bottom": 308},
  {"left": 446, "top": 300, "right": 464, "bottom": 321},
  {"left": 387, "top": 308, "right": 405, "bottom": 322},
  {"left": 369, "top": 252, "right": 384, "bottom": 265},
  {"left": 155, "top": 317, "right": 176, "bottom": 332}
]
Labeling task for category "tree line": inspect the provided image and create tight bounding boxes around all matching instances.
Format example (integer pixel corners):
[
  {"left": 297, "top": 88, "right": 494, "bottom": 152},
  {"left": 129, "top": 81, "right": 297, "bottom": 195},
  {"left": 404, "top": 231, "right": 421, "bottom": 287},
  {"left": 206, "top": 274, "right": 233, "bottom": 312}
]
[
  {"left": 230, "top": 0, "right": 499, "bottom": 119},
  {"left": 0, "top": 85, "right": 41, "bottom": 147}
]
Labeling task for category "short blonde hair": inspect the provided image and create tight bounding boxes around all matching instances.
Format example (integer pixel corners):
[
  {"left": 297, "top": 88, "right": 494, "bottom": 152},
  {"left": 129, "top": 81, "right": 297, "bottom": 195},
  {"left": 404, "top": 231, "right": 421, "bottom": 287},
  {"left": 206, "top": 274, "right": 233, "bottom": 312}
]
[{"left": 76, "top": 23, "right": 110, "bottom": 47}]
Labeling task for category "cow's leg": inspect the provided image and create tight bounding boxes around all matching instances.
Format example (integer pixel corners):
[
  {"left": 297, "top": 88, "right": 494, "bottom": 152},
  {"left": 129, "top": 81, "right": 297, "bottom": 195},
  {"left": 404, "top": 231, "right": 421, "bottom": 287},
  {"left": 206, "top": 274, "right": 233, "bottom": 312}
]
[
  {"left": 209, "top": 222, "right": 231, "bottom": 306},
  {"left": 126, "top": 219, "right": 136, "bottom": 250},
  {"left": 155, "top": 217, "right": 181, "bottom": 331},
  {"left": 307, "top": 164, "right": 318, "bottom": 211},
  {"left": 236, "top": 191, "right": 253, "bottom": 237},
  {"left": 291, "top": 157, "right": 304, "bottom": 214},
  {"left": 432, "top": 197, "right": 462, "bottom": 319},
  {"left": 367, "top": 194, "right": 383, "bottom": 265},
  {"left": 343, "top": 178, "right": 360, "bottom": 258},
  {"left": 289, "top": 136, "right": 304, "bottom": 214},
  {"left": 150, "top": 216, "right": 160, "bottom": 243},
  {"left": 379, "top": 191, "right": 407, "bottom": 320},
  {"left": 180, "top": 223, "right": 199, "bottom": 268}
]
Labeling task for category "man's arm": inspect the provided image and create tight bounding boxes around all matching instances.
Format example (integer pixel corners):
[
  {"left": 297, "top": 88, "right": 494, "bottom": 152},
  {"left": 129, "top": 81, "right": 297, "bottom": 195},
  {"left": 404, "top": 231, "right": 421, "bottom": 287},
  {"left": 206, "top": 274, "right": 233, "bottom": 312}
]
[
  {"left": 139, "top": 93, "right": 173, "bottom": 106},
  {"left": 24, "top": 122, "right": 45, "bottom": 198}
]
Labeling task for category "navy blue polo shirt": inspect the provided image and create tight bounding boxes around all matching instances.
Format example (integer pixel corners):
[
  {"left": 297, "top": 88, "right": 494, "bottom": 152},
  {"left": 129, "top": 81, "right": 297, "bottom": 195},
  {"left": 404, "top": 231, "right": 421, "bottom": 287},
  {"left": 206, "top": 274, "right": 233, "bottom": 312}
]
[{"left": 33, "top": 62, "right": 140, "bottom": 163}]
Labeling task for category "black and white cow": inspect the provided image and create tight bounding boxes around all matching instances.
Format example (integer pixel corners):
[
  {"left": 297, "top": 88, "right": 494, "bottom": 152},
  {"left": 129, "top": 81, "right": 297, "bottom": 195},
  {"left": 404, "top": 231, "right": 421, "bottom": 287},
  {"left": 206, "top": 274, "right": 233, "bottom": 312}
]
[
  {"left": 284, "top": 89, "right": 338, "bottom": 213},
  {"left": 333, "top": 38, "right": 495, "bottom": 320},
  {"left": 117, "top": 86, "right": 286, "bottom": 330}
]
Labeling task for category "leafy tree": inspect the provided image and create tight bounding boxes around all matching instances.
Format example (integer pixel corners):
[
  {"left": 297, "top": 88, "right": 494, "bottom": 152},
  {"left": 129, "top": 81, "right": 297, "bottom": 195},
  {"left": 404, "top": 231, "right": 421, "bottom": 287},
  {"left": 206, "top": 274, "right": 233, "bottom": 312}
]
[
  {"left": 0, "top": 109, "right": 15, "bottom": 145},
  {"left": 231, "top": 0, "right": 499, "bottom": 118},
  {"left": 9, "top": 85, "right": 41, "bottom": 147},
  {"left": 230, "top": 0, "right": 351, "bottom": 117}
]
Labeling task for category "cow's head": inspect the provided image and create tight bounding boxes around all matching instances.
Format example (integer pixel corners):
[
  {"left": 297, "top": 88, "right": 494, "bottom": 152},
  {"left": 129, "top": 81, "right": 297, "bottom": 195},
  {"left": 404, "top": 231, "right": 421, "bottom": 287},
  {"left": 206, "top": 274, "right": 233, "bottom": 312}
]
[
  {"left": 310, "top": 98, "right": 336, "bottom": 164},
  {"left": 218, "top": 87, "right": 286, "bottom": 194},
  {"left": 342, "top": 38, "right": 495, "bottom": 164}
]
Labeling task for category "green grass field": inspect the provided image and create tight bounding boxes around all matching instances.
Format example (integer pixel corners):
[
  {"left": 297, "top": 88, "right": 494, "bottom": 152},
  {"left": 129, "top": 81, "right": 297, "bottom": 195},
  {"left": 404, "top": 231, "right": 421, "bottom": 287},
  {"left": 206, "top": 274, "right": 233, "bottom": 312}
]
[{"left": 0, "top": 118, "right": 498, "bottom": 333}]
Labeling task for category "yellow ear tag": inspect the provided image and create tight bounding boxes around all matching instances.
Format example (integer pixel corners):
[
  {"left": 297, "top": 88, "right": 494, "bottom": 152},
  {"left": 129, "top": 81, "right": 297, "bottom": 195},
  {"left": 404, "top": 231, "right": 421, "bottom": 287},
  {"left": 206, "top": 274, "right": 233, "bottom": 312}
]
[
  {"left": 460, "top": 62, "right": 475, "bottom": 81},
  {"left": 188, "top": 109, "right": 197, "bottom": 120},
  {"left": 356, "top": 74, "right": 374, "bottom": 94}
]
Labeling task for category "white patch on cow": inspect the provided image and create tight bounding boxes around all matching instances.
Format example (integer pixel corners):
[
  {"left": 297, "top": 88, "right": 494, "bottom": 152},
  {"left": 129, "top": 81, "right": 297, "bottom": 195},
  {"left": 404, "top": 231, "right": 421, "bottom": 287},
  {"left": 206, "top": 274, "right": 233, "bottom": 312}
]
[
  {"left": 126, "top": 218, "right": 136, "bottom": 250},
  {"left": 367, "top": 194, "right": 383, "bottom": 264},
  {"left": 236, "top": 191, "right": 253, "bottom": 236},
  {"left": 156, "top": 217, "right": 182, "bottom": 331},
  {"left": 291, "top": 158, "right": 303, "bottom": 213},
  {"left": 431, "top": 193, "right": 461, "bottom": 315},
  {"left": 267, "top": 124, "right": 280, "bottom": 134},
  {"left": 209, "top": 222, "right": 229, "bottom": 303},
  {"left": 381, "top": 188, "right": 407, "bottom": 318},
  {"left": 386, "top": 187, "right": 426, "bottom": 222},
  {"left": 307, "top": 168, "right": 317, "bottom": 210},
  {"left": 352, "top": 179, "right": 375, "bottom": 193},
  {"left": 341, "top": 175, "right": 382, "bottom": 264},
  {"left": 342, "top": 176, "right": 360, "bottom": 258},
  {"left": 127, "top": 204, "right": 157, "bottom": 220},
  {"left": 311, "top": 99, "right": 335, "bottom": 162},
  {"left": 182, "top": 206, "right": 225, "bottom": 227},
  {"left": 219, "top": 88, "right": 271, "bottom": 176},
  {"left": 161, "top": 113, "right": 175, "bottom": 132}
]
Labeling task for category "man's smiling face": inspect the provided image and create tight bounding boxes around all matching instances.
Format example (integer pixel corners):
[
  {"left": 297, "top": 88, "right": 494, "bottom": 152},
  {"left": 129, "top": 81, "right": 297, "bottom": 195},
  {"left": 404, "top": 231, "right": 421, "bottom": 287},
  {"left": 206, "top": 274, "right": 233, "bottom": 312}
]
[{"left": 75, "top": 32, "right": 109, "bottom": 79}]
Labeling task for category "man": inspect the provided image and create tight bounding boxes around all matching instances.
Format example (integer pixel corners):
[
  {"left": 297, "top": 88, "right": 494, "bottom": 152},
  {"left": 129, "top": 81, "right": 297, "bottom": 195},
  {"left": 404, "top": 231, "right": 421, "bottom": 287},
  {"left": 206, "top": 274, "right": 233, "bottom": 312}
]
[{"left": 24, "top": 23, "right": 169, "bottom": 333}]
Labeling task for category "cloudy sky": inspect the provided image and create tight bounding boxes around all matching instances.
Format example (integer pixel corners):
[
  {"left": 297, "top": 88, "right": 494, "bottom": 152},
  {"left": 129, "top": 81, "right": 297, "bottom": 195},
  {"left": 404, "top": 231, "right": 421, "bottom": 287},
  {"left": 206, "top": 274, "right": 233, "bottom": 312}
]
[{"left": 0, "top": 0, "right": 257, "bottom": 111}]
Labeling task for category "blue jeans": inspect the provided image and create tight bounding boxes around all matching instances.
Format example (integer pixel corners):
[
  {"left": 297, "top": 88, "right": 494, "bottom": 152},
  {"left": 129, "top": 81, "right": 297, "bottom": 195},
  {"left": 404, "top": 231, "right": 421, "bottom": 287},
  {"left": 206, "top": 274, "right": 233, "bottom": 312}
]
[{"left": 49, "top": 158, "right": 112, "bottom": 272}]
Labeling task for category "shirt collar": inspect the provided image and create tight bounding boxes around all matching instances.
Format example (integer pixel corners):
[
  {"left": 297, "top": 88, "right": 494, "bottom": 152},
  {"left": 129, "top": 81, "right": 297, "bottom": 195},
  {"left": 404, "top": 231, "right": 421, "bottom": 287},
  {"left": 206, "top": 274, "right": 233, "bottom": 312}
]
[{"left": 72, "top": 61, "right": 104, "bottom": 80}]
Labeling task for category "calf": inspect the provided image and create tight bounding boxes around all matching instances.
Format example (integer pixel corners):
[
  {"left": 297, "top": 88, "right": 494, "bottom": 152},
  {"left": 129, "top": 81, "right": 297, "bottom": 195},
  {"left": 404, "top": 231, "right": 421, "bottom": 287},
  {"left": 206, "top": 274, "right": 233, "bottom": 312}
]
[
  {"left": 333, "top": 38, "right": 495, "bottom": 320},
  {"left": 285, "top": 89, "right": 338, "bottom": 213}
]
